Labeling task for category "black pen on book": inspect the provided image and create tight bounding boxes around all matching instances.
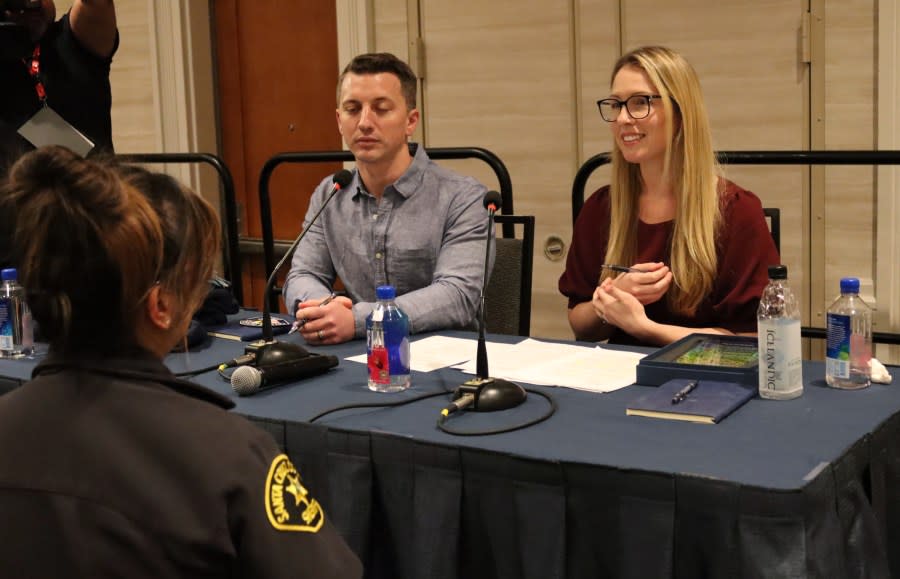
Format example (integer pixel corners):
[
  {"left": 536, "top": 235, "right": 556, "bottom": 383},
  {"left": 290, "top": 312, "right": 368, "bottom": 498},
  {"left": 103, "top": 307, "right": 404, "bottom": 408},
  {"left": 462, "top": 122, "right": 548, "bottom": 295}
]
[
  {"left": 600, "top": 264, "right": 649, "bottom": 274},
  {"left": 671, "top": 380, "right": 698, "bottom": 405},
  {"left": 288, "top": 293, "right": 336, "bottom": 335}
]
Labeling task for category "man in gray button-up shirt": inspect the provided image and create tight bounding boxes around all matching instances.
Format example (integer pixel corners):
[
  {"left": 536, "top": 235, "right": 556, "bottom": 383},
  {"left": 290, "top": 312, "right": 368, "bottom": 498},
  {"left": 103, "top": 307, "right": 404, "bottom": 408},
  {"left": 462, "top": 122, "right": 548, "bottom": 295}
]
[{"left": 283, "top": 52, "right": 494, "bottom": 344}]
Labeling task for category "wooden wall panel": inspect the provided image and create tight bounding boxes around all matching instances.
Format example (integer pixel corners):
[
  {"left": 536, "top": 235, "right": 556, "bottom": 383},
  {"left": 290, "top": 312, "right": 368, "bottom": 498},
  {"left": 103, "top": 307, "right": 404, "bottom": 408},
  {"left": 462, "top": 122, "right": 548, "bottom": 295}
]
[
  {"left": 420, "top": 0, "right": 576, "bottom": 339},
  {"left": 575, "top": 0, "right": 619, "bottom": 275},
  {"left": 822, "top": 0, "right": 876, "bottom": 320},
  {"left": 373, "top": 0, "right": 411, "bottom": 59},
  {"left": 366, "top": 0, "right": 878, "bottom": 346},
  {"left": 621, "top": 0, "right": 808, "bottom": 322},
  {"left": 107, "top": 0, "right": 158, "bottom": 154}
]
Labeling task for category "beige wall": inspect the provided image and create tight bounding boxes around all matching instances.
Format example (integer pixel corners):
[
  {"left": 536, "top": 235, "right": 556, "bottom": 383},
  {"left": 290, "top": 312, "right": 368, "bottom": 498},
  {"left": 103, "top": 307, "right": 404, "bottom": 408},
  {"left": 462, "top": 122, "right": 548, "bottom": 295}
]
[
  {"left": 105, "top": 1, "right": 897, "bottom": 356},
  {"left": 103, "top": 1, "right": 220, "bottom": 214},
  {"left": 61, "top": 0, "right": 159, "bottom": 154},
  {"left": 109, "top": 0, "right": 158, "bottom": 153},
  {"left": 358, "top": 0, "right": 892, "bottom": 350}
]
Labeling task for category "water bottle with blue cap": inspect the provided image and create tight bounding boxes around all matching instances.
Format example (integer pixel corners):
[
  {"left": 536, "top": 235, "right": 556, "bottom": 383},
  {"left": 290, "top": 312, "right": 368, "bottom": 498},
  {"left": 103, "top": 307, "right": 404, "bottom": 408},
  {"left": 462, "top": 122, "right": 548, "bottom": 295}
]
[
  {"left": 366, "top": 285, "right": 410, "bottom": 392},
  {"left": 0, "top": 268, "right": 34, "bottom": 358}
]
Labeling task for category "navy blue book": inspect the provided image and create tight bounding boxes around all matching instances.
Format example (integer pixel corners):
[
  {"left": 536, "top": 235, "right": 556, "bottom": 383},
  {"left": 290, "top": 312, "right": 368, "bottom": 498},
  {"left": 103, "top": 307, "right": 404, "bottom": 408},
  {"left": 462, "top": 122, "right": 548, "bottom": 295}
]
[{"left": 626, "top": 379, "right": 756, "bottom": 424}]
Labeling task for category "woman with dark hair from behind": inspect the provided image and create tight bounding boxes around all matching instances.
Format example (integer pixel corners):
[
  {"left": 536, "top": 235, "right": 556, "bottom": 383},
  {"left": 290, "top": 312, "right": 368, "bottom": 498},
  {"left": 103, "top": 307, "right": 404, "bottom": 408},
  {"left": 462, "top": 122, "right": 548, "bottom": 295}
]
[{"left": 0, "top": 146, "right": 362, "bottom": 578}]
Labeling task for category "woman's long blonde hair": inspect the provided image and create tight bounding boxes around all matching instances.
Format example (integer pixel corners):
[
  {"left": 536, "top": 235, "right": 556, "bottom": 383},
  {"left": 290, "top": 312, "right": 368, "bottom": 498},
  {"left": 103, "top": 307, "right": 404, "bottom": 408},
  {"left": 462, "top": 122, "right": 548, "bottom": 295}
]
[{"left": 603, "top": 46, "right": 721, "bottom": 316}]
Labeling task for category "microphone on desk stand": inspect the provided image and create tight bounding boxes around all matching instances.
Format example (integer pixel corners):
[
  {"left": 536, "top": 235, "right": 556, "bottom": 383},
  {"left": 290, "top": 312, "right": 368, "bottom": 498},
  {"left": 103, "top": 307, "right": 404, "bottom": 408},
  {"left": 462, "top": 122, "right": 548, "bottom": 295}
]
[
  {"left": 443, "top": 190, "right": 527, "bottom": 417},
  {"left": 229, "top": 170, "right": 352, "bottom": 393}
]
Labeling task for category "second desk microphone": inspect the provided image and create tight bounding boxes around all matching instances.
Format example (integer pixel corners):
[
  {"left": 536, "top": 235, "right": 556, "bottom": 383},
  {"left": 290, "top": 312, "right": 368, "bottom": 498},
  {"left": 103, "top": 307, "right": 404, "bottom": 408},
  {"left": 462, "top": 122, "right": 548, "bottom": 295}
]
[{"left": 231, "top": 355, "right": 339, "bottom": 396}]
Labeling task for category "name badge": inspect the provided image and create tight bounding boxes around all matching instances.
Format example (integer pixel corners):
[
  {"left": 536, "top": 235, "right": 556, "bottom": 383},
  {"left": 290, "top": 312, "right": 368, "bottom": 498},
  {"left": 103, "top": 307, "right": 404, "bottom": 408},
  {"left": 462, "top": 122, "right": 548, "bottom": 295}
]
[{"left": 17, "top": 106, "right": 95, "bottom": 157}]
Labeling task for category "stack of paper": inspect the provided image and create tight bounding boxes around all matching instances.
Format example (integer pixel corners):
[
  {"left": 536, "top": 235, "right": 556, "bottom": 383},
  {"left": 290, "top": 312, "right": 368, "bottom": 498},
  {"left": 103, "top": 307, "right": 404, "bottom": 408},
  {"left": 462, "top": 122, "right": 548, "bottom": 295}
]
[{"left": 346, "top": 336, "right": 645, "bottom": 393}]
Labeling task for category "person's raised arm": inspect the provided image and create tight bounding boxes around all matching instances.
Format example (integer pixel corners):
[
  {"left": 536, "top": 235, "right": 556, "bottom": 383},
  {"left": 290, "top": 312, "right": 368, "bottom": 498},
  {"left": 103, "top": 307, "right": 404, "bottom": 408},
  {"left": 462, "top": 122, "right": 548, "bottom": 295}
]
[{"left": 70, "top": 0, "right": 117, "bottom": 59}]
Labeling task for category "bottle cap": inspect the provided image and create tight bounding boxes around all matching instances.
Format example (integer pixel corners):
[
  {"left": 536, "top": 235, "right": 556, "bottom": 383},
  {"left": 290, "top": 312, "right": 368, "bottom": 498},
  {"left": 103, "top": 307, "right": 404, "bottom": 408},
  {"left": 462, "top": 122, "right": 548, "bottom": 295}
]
[
  {"left": 767, "top": 264, "right": 787, "bottom": 280},
  {"left": 376, "top": 285, "right": 396, "bottom": 300},
  {"left": 1, "top": 268, "right": 17, "bottom": 281},
  {"left": 840, "top": 277, "right": 860, "bottom": 294}
]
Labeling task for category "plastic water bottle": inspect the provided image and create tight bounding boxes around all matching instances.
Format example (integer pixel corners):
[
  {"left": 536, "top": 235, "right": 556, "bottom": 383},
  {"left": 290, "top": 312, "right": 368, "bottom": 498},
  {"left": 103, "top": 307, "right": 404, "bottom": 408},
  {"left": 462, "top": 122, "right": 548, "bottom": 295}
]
[
  {"left": 757, "top": 264, "right": 803, "bottom": 399},
  {"left": 366, "top": 285, "right": 410, "bottom": 392},
  {"left": 0, "top": 268, "right": 33, "bottom": 358},
  {"left": 825, "top": 277, "right": 872, "bottom": 389}
]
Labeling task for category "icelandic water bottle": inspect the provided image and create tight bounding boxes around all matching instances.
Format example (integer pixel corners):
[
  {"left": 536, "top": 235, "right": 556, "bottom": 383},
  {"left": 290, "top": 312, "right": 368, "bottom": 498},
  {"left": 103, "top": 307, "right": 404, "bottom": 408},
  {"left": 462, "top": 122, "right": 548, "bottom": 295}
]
[
  {"left": 366, "top": 285, "right": 410, "bottom": 392},
  {"left": 0, "top": 268, "right": 34, "bottom": 358},
  {"left": 825, "top": 277, "right": 872, "bottom": 389},
  {"left": 757, "top": 264, "right": 803, "bottom": 400}
]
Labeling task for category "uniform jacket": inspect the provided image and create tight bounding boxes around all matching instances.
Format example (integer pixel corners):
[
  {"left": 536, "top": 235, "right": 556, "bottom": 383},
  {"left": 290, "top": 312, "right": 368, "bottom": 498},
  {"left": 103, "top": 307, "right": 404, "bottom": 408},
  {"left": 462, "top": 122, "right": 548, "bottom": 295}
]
[{"left": 0, "top": 350, "right": 362, "bottom": 578}]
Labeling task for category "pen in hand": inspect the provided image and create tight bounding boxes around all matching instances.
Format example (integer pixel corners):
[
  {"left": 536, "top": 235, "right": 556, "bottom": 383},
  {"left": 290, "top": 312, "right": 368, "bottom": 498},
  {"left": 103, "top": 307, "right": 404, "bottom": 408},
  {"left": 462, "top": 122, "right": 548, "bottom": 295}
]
[
  {"left": 600, "top": 264, "right": 650, "bottom": 274},
  {"left": 289, "top": 293, "right": 336, "bottom": 334},
  {"left": 671, "top": 380, "right": 698, "bottom": 405}
]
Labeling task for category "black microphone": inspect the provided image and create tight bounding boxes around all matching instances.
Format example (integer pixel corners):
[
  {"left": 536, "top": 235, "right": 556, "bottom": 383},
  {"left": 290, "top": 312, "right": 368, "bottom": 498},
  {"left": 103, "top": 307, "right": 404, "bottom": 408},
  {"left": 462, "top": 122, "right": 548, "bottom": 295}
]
[
  {"left": 231, "top": 355, "right": 339, "bottom": 396},
  {"left": 446, "top": 190, "right": 526, "bottom": 415},
  {"left": 248, "top": 169, "right": 354, "bottom": 368}
]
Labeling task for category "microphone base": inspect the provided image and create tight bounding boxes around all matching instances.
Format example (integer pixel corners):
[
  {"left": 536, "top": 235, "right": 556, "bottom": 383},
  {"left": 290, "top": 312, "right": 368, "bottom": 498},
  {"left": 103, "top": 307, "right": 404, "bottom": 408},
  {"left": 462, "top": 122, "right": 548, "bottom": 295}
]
[
  {"left": 455, "top": 376, "right": 526, "bottom": 412},
  {"left": 246, "top": 339, "right": 312, "bottom": 367}
]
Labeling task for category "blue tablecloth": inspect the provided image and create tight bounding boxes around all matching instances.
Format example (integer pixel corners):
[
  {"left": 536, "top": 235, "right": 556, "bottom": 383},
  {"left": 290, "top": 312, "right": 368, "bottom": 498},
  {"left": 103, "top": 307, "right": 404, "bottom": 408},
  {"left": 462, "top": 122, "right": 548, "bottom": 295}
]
[{"left": 2, "top": 332, "right": 897, "bottom": 578}]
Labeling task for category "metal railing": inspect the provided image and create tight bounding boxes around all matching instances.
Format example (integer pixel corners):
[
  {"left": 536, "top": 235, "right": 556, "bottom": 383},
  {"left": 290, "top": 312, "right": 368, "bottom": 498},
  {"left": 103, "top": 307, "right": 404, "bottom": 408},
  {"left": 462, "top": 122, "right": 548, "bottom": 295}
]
[
  {"left": 258, "top": 146, "right": 514, "bottom": 310},
  {"left": 119, "top": 152, "right": 242, "bottom": 304}
]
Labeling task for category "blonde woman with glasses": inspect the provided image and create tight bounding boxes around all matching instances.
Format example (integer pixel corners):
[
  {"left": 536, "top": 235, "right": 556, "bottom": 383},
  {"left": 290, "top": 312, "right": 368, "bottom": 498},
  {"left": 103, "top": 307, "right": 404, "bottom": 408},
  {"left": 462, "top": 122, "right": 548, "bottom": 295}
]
[{"left": 559, "top": 46, "right": 779, "bottom": 346}]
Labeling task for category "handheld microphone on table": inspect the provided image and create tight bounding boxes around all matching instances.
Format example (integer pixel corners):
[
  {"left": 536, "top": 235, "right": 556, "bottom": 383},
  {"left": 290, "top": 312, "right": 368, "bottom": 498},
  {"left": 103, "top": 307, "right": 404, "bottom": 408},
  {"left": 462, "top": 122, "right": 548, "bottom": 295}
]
[
  {"left": 231, "top": 354, "right": 339, "bottom": 396},
  {"left": 240, "top": 169, "right": 353, "bottom": 374},
  {"left": 443, "top": 190, "right": 527, "bottom": 417}
]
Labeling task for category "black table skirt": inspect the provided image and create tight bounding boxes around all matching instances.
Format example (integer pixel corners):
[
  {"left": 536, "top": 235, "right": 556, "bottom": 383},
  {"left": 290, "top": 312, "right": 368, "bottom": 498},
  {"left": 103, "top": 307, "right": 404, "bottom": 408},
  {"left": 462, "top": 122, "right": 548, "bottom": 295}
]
[
  {"left": 249, "top": 410, "right": 896, "bottom": 579},
  {"left": 2, "top": 331, "right": 898, "bottom": 578}
]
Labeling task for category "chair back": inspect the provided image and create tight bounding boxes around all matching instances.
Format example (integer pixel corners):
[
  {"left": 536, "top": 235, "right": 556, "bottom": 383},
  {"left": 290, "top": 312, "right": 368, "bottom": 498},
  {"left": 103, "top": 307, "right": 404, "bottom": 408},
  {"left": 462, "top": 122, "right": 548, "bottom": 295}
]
[
  {"left": 118, "top": 153, "right": 242, "bottom": 304},
  {"left": 762, "top": 207, "right": 781, "bottom": 255},
  {"left": 570, "top": 150, "right": 900, "bottom": 344},
  {"left": 259, "top": 146, "right": 514, "bottom": 311},
  {"left": 484, "top": 215, "right": 534, "bottom": 336}
]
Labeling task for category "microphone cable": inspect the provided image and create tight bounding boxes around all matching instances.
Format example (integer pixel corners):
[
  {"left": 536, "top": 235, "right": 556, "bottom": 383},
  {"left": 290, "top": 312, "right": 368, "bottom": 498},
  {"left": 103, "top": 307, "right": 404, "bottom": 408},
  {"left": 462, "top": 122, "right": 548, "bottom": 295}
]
[
  {"left": 305, "top": 385, "right": 557, "bottom": 436},
  {"left": 175, "top": 352, "right": 257, "bottom": 379},
  {"left": 307, "top": 390, "right": 450, "bottom": 423},
  {"left": 175, "top": 363, "right": 227, "bottom": 378},
  {"left": 436, "top": 387, "right": 557, "bottom": 436}
]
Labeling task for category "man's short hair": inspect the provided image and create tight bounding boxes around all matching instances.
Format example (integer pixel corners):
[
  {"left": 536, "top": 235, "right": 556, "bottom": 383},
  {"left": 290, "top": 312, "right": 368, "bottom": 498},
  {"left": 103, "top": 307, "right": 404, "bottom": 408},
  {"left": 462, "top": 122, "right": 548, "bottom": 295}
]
[{"left": 337, "top": 52, "right": 417, "bottom": 110}]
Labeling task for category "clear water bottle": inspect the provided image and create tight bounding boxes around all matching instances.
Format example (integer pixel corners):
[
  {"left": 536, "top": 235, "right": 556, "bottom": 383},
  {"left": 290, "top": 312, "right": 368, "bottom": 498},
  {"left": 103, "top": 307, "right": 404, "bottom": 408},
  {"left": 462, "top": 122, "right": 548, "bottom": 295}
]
[
  {"left": 825, "top": 277, "right": 872, "bottom": 389},
  {"left": 757, "top": 264, "right": 803, "bottom": 400},
  {"left": 0, "top": 268, "right": 34, "bottom": 358},
  {"left": 366, "top": 285, "right": 410, "bottom": 392}
]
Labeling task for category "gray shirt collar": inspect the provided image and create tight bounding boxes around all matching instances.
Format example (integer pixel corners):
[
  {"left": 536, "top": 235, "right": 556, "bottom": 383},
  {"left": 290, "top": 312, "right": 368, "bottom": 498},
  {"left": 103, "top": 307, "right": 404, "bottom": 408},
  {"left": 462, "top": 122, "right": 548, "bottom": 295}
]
[{"left": 353, "top": 142, "right": 428, "bottom": 200}]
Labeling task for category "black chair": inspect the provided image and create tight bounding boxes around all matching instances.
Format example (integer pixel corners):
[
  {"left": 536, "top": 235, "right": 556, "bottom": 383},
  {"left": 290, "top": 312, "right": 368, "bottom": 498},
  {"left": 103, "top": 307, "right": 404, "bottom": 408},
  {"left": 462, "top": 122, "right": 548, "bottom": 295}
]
[
  {"left": 118, "top": 153, "right": 242, "bottom": 304},
  {"left": 762, "top": 207, "right": 781, "bottom": 255},
  {"left": 258, "top": 145, "right": 514, "bottom": 312},
  {"left": 485, "top": 215, "right": 534, "bottom": 336},
  {"left": 570, "top": 150, "right": 900, "bottom": 345}
]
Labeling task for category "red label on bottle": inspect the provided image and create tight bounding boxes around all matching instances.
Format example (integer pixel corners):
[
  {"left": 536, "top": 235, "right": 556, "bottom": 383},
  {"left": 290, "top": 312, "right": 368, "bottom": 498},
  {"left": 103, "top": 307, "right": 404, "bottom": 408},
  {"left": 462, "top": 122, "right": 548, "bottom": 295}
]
[{"left": 368, "top": 345, "right": 390, "bottom": 384}]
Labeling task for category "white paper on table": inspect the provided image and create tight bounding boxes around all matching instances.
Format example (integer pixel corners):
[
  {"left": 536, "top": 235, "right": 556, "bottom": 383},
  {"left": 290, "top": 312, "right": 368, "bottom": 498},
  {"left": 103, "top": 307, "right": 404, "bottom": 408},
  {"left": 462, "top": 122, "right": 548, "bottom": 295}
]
[
  {"left": 344, "top": 334, "right": 491, "bottom": 372},
  {"left": 453, "top": 338, "right": 645, "bottom": 393}
]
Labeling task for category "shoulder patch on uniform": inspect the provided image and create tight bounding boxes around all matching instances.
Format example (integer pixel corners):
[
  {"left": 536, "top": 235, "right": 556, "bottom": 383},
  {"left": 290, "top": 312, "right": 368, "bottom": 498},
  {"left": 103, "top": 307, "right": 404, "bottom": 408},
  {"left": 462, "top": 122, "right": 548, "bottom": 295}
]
[{"left": 264, "top": 454, "right": 324, "bottom": 533}]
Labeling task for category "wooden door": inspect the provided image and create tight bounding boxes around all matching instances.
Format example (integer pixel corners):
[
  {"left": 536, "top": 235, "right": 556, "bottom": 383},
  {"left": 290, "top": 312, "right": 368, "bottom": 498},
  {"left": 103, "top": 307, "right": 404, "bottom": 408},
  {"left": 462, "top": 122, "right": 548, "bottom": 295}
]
[{"left": 213, "top": 0, "right": 342, "bottom": 309}]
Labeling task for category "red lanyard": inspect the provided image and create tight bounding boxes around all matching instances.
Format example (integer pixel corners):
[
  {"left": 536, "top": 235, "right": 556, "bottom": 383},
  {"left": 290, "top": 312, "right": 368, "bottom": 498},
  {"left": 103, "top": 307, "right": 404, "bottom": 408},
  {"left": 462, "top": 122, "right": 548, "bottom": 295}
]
[{"left": 25, "top": 45, "right": 47, "bottom": 103}]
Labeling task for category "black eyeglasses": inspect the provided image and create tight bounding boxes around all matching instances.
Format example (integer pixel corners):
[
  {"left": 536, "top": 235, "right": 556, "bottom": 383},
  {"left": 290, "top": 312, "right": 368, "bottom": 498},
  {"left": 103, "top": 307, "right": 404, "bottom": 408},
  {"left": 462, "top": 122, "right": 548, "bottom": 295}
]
[{"left": 597, "top": 95, "right": 663, "bottom": 122}]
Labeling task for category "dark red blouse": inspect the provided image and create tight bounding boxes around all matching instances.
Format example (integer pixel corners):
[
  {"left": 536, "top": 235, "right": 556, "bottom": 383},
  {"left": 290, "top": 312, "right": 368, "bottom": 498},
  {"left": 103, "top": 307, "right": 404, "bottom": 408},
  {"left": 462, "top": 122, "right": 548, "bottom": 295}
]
[{"left": 558, "top": 180, "right": 780, "bottom": 345}]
